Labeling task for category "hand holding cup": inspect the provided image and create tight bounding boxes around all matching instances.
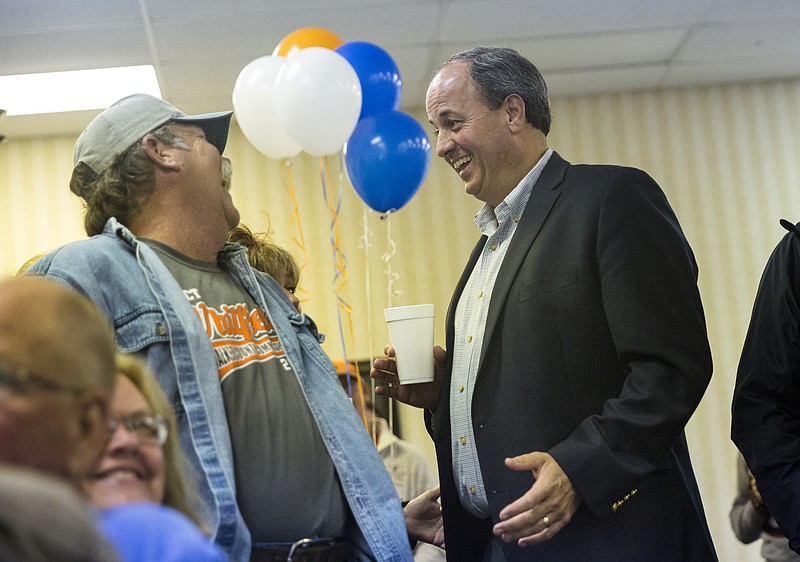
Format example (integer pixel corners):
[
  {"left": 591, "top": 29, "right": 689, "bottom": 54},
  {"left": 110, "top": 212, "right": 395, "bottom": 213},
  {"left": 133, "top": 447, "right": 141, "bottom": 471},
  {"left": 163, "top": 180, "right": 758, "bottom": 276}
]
[
  {"left": 373, "top": 304, "right": 444, "bottom": 409},
  {"left": 371, "top": 344, "right": 446, "bottom": 410}
]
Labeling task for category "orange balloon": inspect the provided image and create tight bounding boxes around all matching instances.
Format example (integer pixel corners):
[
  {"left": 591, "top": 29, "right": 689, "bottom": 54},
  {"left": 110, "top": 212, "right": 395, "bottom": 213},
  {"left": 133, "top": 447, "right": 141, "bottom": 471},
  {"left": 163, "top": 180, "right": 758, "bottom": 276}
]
[{"left": 272, "top": 27, "right": 343, "bottom": 57}]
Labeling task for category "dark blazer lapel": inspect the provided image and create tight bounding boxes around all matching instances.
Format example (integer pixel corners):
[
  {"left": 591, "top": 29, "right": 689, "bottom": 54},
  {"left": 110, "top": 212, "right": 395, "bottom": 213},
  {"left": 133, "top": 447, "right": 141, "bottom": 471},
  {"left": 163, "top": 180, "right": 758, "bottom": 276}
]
[{"left": 479, "top": 152, "right": 569, "bottom": 366}]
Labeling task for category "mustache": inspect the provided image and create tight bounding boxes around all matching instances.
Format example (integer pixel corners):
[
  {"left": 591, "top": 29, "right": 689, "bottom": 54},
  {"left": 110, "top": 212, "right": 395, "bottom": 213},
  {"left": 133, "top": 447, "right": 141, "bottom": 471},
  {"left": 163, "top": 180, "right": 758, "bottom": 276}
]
[{"left": 221, "top": 159, "right": 233, "bottom": 191}]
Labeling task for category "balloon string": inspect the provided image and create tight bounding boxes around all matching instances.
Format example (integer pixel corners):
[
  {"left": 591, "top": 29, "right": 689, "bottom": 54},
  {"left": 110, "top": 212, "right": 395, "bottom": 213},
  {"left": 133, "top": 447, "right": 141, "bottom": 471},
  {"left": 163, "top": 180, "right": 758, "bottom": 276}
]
[
  {"left": 379, "top": 209, "right": 400, "bottom": 440},
  {"left": 320, "top": 156, "right": 369, "bottom": 431},
  {"left": 359, "top": 203, "right": 378, "bottom": 441},
  {"left": 283, "top": 158, "right": 310, "bottom": 303},
  {"left": 380, "top": 210, "right": 401, "bottom": 308}
]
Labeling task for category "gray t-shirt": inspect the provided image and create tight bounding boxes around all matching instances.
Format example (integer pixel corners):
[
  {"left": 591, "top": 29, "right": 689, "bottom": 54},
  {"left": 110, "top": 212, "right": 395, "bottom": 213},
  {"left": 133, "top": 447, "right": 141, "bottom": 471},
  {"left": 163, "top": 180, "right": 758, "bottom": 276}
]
[{"left": 146, "top": 241, "right": 349, "bottom": 542}]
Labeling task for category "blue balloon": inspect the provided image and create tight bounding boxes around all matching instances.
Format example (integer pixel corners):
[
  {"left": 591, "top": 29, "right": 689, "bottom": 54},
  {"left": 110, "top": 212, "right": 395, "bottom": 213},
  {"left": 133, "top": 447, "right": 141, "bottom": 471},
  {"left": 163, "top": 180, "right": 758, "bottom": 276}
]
[
  {"left": 335, "top": 41, "right": 402, "bottom": 120},
  {"left": 345, "top": 110, "right": 431, "bottom": 213}
]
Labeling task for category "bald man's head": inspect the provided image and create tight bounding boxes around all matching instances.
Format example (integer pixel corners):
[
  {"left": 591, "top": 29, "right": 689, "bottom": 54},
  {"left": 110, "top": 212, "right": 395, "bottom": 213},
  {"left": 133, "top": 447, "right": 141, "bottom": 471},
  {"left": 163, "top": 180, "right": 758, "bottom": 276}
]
[{"left": 0, "top": 276, "right": 116, "bottom": 487}]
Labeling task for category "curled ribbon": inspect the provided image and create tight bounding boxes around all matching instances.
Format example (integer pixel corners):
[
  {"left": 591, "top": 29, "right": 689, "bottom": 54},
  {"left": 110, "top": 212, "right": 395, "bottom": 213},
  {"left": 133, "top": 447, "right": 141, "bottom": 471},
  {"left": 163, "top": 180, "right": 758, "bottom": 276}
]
[
  {"left": 379, "top": 210, "right": 401, "bottom": 307},
  {"left": 320, "top": 155, "right": 370, "bottom": 429},
  {"left": 282, "top": 158, "right": 310, "bottom": 303}
]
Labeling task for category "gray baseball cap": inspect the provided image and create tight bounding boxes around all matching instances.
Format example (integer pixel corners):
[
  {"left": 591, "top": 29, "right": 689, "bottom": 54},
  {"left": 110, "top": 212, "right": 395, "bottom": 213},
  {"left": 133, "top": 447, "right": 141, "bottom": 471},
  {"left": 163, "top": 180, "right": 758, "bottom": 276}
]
[{"left": 72, "top": 93, "right": 233, "bottom": 182}]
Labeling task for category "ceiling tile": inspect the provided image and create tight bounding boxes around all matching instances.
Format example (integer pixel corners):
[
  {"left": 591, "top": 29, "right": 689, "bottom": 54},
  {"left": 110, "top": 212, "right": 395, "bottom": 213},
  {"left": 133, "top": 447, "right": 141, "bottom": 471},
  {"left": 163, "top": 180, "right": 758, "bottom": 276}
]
[
  {"left": 0, "top": 0, "right": 140, "bottom": 32},
  {"left": 463, "top": 29, "right": 686, "bottom": 72},
  {"left": 0, "top": 27, "right": 150, "bottom": 76},
  {"left": 150, "top": 2, "right": 441, "bottom": 64},
  {"left": 438, "top": 0, "right": 715, "bottom": 41},
  {"left": 677, "top": 20, "right": 800, "bottom": 61},
  {"left": 145, "top": 0, "right": 421, "bottom": 19},
  {"left": 704, "top": 0, "right": 800, "bottom": 22}
]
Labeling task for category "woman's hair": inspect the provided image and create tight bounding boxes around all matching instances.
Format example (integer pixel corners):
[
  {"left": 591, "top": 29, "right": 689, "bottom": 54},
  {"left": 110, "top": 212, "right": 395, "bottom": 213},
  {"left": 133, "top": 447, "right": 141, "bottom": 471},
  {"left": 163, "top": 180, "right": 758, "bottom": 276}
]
[
  {"left": 114, "top": 353, "right": 209, "bottom": 533},
  {"left": 73, "top": 124, "right": 187, "bottom": 237},
  {"left": 227, "top": 224, "right": 300, "bottom": 288},
  {"left": 446, "top": 46, "right": 552, "bottom": 136},
  {"left": 15, "top": 252, "right": 48, "bottom": 275}
]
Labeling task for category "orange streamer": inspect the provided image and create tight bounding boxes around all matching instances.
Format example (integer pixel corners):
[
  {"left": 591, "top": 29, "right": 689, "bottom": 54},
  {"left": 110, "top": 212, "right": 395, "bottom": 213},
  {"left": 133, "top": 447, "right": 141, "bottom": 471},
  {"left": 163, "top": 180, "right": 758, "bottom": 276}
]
[
  {"left": 282, "top": 158, "right": 310, "bottom": 303},
  {"left": 320, "top": 156, "right": 366, "bottom": 429}
]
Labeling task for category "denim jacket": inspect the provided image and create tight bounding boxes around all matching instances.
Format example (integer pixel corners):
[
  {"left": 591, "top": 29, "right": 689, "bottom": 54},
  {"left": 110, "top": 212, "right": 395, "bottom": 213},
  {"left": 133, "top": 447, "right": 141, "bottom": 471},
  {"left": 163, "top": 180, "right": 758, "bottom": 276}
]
[{"left": 28, "top": 218, "right": 413, "bottom": 562}]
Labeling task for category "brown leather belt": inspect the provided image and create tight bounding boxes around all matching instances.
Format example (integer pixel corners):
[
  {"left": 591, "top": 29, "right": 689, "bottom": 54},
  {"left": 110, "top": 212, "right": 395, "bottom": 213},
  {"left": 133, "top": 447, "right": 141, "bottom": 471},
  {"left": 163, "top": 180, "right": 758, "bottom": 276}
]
[{"left": 250, "top": 539, "right": 349, "bottom": 562}]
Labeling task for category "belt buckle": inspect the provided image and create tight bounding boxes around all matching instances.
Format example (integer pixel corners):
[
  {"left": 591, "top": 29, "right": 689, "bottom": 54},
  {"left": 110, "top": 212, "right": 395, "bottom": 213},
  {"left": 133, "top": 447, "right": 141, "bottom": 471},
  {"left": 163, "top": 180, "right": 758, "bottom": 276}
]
[
  {"left": 287, "top": 537, "right": 338, "bottom": 562},
  {"left": 287, "top": 538, "right": 315, "bottom": 562}
]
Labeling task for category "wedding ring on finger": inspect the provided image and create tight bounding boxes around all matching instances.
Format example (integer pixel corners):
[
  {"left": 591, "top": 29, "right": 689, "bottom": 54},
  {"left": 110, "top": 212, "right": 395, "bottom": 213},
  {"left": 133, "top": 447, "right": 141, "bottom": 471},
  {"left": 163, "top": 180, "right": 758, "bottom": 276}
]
[{"left": 542, "top": 515, "right": 550, "bottom": 528}]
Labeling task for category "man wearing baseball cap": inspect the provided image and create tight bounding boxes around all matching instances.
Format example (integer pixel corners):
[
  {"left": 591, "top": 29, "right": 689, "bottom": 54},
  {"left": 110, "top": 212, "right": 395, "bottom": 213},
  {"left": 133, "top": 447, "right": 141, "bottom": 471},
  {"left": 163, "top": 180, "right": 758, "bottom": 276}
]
[{"left": 27, "top": 94, "right": 412, "bottom": 562}]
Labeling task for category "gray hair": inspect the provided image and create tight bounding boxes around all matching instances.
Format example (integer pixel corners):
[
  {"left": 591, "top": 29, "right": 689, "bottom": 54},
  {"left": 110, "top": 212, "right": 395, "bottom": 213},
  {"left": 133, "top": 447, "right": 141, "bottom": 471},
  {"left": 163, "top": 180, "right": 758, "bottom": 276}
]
[
  {"left": 72, "top": 124, "right": 187, "bottom": 236},
  {"left": 445, "top": 47, "right": 551, "bottom": 136}
]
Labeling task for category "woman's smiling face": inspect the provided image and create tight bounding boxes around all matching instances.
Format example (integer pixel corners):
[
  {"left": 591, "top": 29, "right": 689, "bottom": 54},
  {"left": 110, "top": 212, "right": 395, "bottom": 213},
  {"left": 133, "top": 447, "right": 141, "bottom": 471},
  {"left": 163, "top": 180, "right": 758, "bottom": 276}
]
[{"left": 83, "top": 374, "right": 166, "bottom": 509}]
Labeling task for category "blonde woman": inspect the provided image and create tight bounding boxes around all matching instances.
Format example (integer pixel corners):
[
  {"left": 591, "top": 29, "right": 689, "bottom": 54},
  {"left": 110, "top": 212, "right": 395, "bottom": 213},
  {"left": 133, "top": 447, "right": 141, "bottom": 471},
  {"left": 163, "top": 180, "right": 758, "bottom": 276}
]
[
  {"left": 83, "top": 353, "right": 204, "bottom": 526},
  {"left": 84, "top": 353, "right": 226, "bottom": 561}
]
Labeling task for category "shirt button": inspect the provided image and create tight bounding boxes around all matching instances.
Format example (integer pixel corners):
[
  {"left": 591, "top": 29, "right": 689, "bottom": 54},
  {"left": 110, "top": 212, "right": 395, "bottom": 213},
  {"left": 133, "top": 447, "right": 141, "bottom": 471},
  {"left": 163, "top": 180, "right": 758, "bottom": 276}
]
[
  {"left": 490, "top": 243, "right": 498, "bottom": 251},
  {"left": 460, "top": 436, "right": 467, "bottom": 445},
  {"left": 467, "top": 335, "right": 473, "bottom": 343},
  {"left": 512, "top": 215, "right": 521, "bottom": 223},
  {"left": 155, "top": 324, "right": 167, "bottom": 336},
  {"left": 469, "top": 485, "right": 477, "bottom": 494},
  {"left": 477, "top": 291, "right": 483, "bottom": 298},
  {"left": 458, "top": 385, "right": 465, "bottom": 393}
]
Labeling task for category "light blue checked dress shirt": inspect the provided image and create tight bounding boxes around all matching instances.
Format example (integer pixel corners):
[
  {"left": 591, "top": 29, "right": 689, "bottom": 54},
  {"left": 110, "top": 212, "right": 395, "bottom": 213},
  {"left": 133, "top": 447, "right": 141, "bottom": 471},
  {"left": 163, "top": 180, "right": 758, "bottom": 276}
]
[{"left": 450, "top": 148, "right": 553, "bottom": 518}]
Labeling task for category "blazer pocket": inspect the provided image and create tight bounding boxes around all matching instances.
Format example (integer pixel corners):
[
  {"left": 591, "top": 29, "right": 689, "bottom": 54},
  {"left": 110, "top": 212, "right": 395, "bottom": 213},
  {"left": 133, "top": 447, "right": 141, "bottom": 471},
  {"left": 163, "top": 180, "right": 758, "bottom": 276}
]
[{"left": 519, "top": 268, "right": 579, "bottom": 301}]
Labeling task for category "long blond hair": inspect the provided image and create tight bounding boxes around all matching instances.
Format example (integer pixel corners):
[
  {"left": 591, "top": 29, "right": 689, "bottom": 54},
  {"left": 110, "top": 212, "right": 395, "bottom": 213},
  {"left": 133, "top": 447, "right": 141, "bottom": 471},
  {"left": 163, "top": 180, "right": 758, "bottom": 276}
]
[{"left": 114, "top": 353, "right": 209, "bottom": 533}]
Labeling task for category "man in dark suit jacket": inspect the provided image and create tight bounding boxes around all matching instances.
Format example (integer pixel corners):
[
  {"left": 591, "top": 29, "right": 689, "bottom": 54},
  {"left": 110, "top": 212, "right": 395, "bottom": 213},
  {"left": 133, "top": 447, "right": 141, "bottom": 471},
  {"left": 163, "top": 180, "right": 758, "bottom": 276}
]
[
  {"left": 372, "top": 47, "right": 717, "bottom": 561},
  {"left": 732, "top": 219, "right": 800, "bottom": 556}
]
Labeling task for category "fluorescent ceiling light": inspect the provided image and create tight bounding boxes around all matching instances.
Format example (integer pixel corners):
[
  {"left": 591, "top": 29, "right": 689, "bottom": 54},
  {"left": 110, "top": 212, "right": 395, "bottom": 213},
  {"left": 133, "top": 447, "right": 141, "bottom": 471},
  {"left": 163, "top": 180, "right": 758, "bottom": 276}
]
[{"left": 0, "top": 65, "right": 161, "bottom": 116}]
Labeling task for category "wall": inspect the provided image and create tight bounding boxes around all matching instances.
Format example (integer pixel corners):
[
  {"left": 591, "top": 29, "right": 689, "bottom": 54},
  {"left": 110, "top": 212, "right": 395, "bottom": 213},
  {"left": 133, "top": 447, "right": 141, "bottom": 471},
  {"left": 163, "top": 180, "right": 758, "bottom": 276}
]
[{"left": 4, "top": 78, "right": 800, "bottom": 560}]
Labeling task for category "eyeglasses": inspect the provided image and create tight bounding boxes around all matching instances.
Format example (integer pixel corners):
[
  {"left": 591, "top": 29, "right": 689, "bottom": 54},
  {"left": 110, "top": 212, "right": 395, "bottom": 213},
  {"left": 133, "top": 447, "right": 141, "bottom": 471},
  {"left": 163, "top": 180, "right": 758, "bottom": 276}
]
[
  {"left": 108, "top": 413, "right": 168, "bottom": 447},
  {"left": 0, "top": 363, "right": 84, "bottom": 397}
]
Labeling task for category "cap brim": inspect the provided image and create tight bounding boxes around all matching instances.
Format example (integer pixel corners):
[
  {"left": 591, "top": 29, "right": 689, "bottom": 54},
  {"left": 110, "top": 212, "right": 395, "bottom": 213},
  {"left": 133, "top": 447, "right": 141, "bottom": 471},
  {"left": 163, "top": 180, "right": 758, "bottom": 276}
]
[{"left": 172, "top": 111, "right": 233, "bottom": 155}]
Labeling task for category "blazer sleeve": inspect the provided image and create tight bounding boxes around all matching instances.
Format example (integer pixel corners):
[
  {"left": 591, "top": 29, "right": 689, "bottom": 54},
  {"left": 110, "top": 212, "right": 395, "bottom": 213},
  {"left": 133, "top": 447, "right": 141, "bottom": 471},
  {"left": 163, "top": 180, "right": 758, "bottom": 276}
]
[
  {"left": 549, "top": 167, "right": 713, "bottom": 513},
  {"left": 732, "top": 221, "right": 800, "bottom": 553}
]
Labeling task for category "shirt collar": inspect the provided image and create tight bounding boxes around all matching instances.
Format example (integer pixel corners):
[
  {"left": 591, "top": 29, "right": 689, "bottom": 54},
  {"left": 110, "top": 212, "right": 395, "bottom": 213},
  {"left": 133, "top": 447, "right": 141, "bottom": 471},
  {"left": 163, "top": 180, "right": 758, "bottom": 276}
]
[{"left": 474, "top": 148, "right": 553, "bottom": 235}]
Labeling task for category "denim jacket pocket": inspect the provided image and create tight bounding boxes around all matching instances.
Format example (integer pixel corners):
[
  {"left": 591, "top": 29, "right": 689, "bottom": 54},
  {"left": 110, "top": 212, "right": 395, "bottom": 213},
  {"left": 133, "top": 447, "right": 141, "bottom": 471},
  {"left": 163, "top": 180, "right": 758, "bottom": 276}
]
[{"left": 115, "top": 307, "right": 172, "bottom": 352}]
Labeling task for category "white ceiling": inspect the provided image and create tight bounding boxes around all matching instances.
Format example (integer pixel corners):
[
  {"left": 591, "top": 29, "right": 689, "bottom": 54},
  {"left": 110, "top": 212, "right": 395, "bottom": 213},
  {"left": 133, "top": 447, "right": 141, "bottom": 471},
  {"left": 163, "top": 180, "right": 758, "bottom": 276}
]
[{"left": 3, "top": 0, "right": 800, "bottom": 140}]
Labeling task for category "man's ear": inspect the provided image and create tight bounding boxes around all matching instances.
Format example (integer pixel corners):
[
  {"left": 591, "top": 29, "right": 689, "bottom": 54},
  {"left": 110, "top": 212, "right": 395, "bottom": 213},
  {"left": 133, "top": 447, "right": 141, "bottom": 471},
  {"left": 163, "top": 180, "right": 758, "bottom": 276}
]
[
  {"left": 142, "top": 133, "right": 182, "bottom": 172},
  {"left": 505, "top": 94, "right": 526, "bottom": 133}
]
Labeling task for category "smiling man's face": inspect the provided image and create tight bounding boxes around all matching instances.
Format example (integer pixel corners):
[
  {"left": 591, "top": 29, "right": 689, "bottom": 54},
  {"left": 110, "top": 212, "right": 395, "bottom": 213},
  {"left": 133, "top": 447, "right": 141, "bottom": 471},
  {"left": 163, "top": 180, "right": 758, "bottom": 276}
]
[{"left": 426, "top": 61, "right": 519, "bottom": 207}]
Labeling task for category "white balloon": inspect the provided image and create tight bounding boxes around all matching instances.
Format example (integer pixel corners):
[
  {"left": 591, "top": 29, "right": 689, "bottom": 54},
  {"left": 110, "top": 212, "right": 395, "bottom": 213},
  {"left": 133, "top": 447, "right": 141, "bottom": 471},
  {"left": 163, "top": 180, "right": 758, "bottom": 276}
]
[
  {"left": 232, "top": 55, "right": 302, "bottom": 160},
  {"left": 273, "top": 47, "right": 362, "bottom": 157}
]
